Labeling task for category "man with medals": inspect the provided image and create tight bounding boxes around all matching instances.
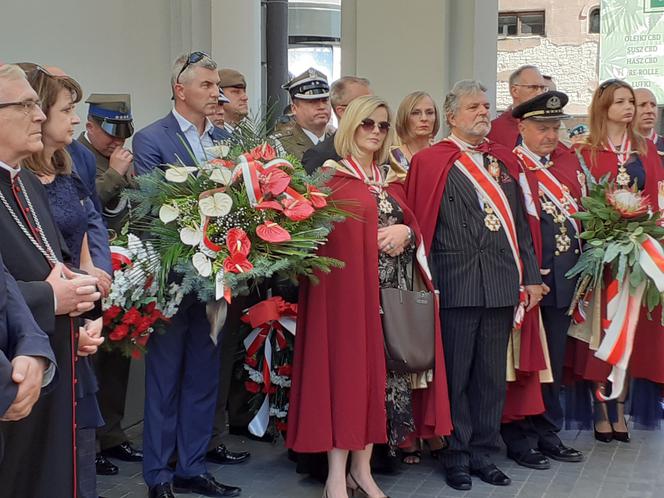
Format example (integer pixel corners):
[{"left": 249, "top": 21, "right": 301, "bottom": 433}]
[
  {"left": 502, "top": 91, "right": 584, "bottom": 469},
  {"left": 0, "top": 64, "right": 102, "bottom": 498},
  {"left": 406, "top": 80, "right": 545, "bottom": 491}
]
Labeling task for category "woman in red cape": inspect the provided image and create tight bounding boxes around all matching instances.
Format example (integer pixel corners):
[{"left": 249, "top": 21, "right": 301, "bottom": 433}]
[
  {"left": 567, "top": 79, "right": 664, "bottom": 439},
  {"left": 287, "top": 96, "right": 451, "bottom": 498}
]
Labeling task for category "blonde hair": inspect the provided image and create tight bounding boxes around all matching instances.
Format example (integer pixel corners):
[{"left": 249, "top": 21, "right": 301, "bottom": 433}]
[
  {"left": 21, "top": 68, "right": 82, "bottom": 176},
  {"left": 395, "top": 91, "right": 440, "bottom": 142},
  {"left": 582, "top": 79, "right": 647, "bottom": 165},
  {"left": 334, "top": 95, "right": 393, "bottom": 165}
]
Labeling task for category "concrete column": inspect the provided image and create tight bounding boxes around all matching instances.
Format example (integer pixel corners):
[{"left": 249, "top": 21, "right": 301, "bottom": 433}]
[
  {"left": 211, "top": 0, "right": 264, "bottom": 119},
  {"left": 266, "top": 0, "right": 290, "bottom": 126},
  {"left": 341, "top": 0, "right": 498, "bottom": 118}
]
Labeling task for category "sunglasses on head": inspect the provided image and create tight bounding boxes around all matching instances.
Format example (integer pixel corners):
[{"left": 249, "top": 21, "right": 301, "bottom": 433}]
[
  {"left": 176, "top": 51, "right": 210, "bottom": 83},
  {"left": 16, "top": 62, "right": 68, "bottom": 79},
  {"left": 359, "top": 118, "right": 390, "bottom": 134},
  {"left": 598, "top": 78, "right": 626, "bottom": 94}
]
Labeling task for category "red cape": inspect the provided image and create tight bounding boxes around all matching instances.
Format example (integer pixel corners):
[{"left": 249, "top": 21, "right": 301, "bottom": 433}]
[
  {"left": 488, "top": 110, "right": 520, "bottom": 149},
  {"left": 287, "top": 171, "right": 452, "bottom": 452},
  {"left": 405, "top": 139, "right": 547, "bottom": 422}
]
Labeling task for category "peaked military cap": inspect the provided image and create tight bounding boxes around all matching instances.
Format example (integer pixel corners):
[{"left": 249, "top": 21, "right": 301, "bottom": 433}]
[
  {"left": 512, "top": 90, "right": 571, "bottom": 121},
  {"left": 218, "top": 68, "right": 246, "bottom": 89},
  {"left": 218, "top": 88, "right": 230, "bottom": 104},
  {"left": 282, "top": 68, "right": 330, "bottom": 100},
  {"left": 86, "top": 93, "right": 133, "bottom": 139}
]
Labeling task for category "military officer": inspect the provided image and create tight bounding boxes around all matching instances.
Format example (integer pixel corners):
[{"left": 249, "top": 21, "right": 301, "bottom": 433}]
[
  {"left": 218, "top": 68, "right": 249, "bottom": 135},
  {"left": 74, "top": 94, "right": 142, "bottom": 476},
  {"left": 77, "top": 94, "right": 134, "bottom": 235},
  {"left": 501, "top": 91, "right": 584, "bottom": 469},
  {"left": 278, "top": 68, "right": 332, "bottom": 161}
]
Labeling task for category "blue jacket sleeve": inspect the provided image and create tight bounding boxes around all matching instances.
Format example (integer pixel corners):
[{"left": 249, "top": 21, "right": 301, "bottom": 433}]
[
  {"left": 83, "top": 198, "right": 112, "bottom": 274},
  {"left": 133, "top": 130, "right": 163, "bottom": 176}
]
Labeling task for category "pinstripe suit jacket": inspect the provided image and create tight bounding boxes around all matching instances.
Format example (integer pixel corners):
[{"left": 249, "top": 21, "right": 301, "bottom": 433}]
[{"left": 430, "top": 158, "right": 541, "bottom": 309}]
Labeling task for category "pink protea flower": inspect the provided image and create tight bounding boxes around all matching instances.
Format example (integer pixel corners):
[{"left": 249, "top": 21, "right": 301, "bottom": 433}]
[{"left": 606, "top": 186, "right": 650, "bottom": 219}]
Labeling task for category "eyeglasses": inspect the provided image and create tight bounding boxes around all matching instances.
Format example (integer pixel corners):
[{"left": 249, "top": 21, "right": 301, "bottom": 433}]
[
  {"left": 176, "top": 52, "right": 210, "bottom": 84},
  {"left": 0, "top": 99, "right": 43, "bottom": 114},
  {"left": 512, "top": 84, "right": 549, "bottom": 92},
  {"left": 359, "top": 118, "right": 390, "bottom": 134}
]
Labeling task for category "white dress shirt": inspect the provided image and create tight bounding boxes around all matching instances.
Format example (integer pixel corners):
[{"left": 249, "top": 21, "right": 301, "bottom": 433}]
[{"left": 172, "top": 109, "right": 215, "bottom": 164}]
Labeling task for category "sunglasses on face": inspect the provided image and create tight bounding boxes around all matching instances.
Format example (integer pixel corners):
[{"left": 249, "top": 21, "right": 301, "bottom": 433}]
[
  {"left": 359, "top": 118, "right": 390, "bottom": 134},
  {"left": 176, "top": 51, "right": 210, "bottom": 84}
]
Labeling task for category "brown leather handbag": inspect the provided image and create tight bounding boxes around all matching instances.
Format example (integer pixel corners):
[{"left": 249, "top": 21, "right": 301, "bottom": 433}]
[{"left": 380, "top": 258, "right": 437, "bottom": 373}]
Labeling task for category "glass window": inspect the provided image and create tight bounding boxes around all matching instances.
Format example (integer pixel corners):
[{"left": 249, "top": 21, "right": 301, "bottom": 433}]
[
  {"left": 498, "top": 11, "right": 545, "bottom": 37},
  {"left": 498, "top": 15, "right": 518, "bottom": 36},
  {"left": 589, "top": 8, "right": 600, "bottom": 34}
]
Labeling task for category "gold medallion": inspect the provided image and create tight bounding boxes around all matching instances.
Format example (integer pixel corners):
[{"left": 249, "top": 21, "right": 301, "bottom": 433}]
[
  {"left": 488, "top": 158, "right": 501, "bottom": 180},
  {"left": 555, "top": 226, "right": 571, "bottom": 254},
  {"left": 616, "top": 164, "right": 631, "bottom": 187},
  {"left": 483, "top": 205, "right": 501, "bottom": 231}
]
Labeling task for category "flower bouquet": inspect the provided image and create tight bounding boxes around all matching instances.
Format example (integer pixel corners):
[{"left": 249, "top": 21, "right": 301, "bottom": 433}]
[
  {"left": 566, "top": 163, "right": 664, "bottom": 399},
  {"left": 126, "top": 132, "right": 346, "bottom": 305},
  {"left": 102, "top": 233, "right": 184, "bottom": 358},
  {"left": 239, "top": 296, "right": 296, "bottom": 437}
]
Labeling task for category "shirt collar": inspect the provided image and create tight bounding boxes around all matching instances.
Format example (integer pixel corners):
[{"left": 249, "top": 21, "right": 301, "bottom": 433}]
[
  {"left": 448, "top": 133, "right": 486, "bottom": 151},
  {"left": 302, "top": 127, "right": 326, "bottom": 145},
  {"left": 0, "top": 160, "right": 21, "bottom": 180},
  {"left": 521, "top": 142, "right": 549, "bottom": 162},
  {"left": 172, "top": 108, "right": 214, "bottom": 137}
]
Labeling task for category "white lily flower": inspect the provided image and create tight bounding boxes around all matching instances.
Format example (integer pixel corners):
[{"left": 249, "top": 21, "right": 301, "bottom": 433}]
[
  {"left": 159, "top": 204, "right": 180, "bottom": 223},
  {"left": 165, "top": 166, "right": 197, "bottom": 183},
  {"left": 199, "top": 192, "right": 233, "bottom": 217},
  {"left": 180, "top": 226, "right": 203, "bottom": 246},
  {"left": 205, "top": 144, "right": 230, "bottom": 158},
  {"left": 192, "top": 252, "right": 212, "bottom": 277},
  {"left": 209, "top": 167, "right": 232, "bottom": 185}
]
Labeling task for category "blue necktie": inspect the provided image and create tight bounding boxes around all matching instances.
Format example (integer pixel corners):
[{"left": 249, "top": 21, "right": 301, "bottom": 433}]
[{"left": 540, "top": 156, "right": 549, "bottom": 165}]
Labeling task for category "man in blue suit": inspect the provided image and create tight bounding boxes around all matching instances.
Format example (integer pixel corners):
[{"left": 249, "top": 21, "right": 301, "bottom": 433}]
[
  {"left": 0, "top": 259, "right": 56, "bottom": 461},
  {"left": 133, "top": 52, "right": 241, "bottom": 498}
]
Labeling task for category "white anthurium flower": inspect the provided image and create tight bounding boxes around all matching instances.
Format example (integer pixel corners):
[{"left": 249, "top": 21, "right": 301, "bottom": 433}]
[
  {"left": 165, "top": 166, "right": 197, "bottom": 183},
  {"left": 159, "top": 204, "right": 180, "bottom": 223},
  {"left": 205, "top": 144, "right": 230, "bottom": 158},
  {"left": 180, "top": 226, "right": 203, "bottom": 246},
  {"left": 209, "top": 167, "right": 232, "bottom": 185},
  {"left": 199, "top": 192, "right": 233, "bottom": 217},
  {"left": 192, "top": 252, "right": 212, "bottom": 277}
]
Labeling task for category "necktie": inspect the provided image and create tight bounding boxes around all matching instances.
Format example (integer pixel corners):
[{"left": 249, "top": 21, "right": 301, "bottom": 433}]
[{"left": 540, "top": 156, "right": 549, "bottom": 165}]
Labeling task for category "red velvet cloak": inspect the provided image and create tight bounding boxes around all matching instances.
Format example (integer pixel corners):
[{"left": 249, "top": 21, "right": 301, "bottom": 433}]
[
  {"left": 286, "top": 171, "right": 452, "bottom": 453},
  {"left": 405, "top": 139, "right": 548, "bottom": 423},
  {"left": 488, "top": 110, "right": 520, "bottom": 149}
]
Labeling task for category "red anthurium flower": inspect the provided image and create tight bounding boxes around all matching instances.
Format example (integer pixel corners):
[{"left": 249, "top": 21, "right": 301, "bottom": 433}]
[
  {"left": 250, "top": 143, "right": 277, "bottom": 162},
  {"left": 282, "top": 198, "right": 314, "bottom": 221},
  {"left": 255, "top": 200, "right": 284, "bottom": 211},
  {"left": 256, "top": 222, "right": 292, "bottom": 243},
  {"left": 226, "top": 228, "right": 251, "bottom": 257},
  {"left": 306, "top": 184, "right": 328, "bottom": 208},
  {"left": 259, "top": 168, "right": 291, "bottom": 197},
  {"left": 223, "top": 253, "right": 254, "bottom": 274}
]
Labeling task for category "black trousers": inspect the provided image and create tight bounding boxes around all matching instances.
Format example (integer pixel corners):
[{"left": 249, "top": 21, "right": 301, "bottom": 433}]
[
  {"left": 501, "top": 306, "right": 571, "bottom": 455},
  {"left": 440, "top": 306, "right": 513, "bottom": 469},
  {"left": 95, "top": 347, "right": 131, "bottom": 451}
]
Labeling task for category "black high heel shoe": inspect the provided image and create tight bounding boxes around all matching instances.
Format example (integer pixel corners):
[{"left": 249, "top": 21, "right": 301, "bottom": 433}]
[
  {"left": 593, "top": 400, "right": 613, "bottom": 443},
  {"left": 612, "top": 401, "right": 631, "bottom": 443}
]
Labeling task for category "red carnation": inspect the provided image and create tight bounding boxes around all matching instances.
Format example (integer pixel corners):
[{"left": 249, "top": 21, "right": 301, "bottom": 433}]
[
  {"left": 226, "top": 228, "right": 251, "bottom": 257},
  {"left": 109, "top": 324, "right": 130, "bottom": 341},
  {"left": 282, "top": 198, "right": 314, "bottom": 221},
  {"left": 275, "top": 420, "right": 288, "bottom": 432},
  {"left": 245, "top": 380, "right": 261, "bottom": 394},
  {"left": 256, "top": 222, "right": 291, "bottom": 243},
  {"left": 103, "top": 305, "right": 123, "bottom": 326},
  {"left": 122, "top": 307, "right": 142, "bottom": 326},
  {"left": 144, "top": 301, "right": 157, "bottom": 314},
  {"left": 223, "top": 253, "right": 254, "bottom": 274},
  {"left": 306, "top": 184, "right": 328, "bottom": 209},
  {"left": 134, "top": 316, "right": 154, "bottom": 335}
]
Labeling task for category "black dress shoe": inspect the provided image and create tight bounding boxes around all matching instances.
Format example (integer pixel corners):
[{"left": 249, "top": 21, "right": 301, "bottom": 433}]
[
  {"left": 507, "top": 448, "right": 550, "bottom": 470},
  {"left": 148, "top": 482, "right": 175, "bottom": 498},
  {"left": 445, "top": 465, "right": 472, "bottom": 491},
  {"left": 471, "top": 464, "right": 511, "bottom": 486},
  {"left": 173, "top": 473, "right": 241, "bottom": 497},
  {"left": 206, "top": 443, "right": 250, "bottom": 465},
  {"left": 539, "top": 443, "right": 583, "bottom": 462},
  {"left": 95, "top": 454, "right": 119, "bottom": 476},
  {"left": 102, "top": 441, "right": 144, "bottom": 462}
]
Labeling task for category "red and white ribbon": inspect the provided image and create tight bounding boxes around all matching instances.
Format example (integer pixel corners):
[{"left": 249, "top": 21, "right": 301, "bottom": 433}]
[
  {"left": 595, "top": 235, "right": 664, "bottom": 400},
  {"left": 606, "top": 133, "right": 631, "bottom": 166}
]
